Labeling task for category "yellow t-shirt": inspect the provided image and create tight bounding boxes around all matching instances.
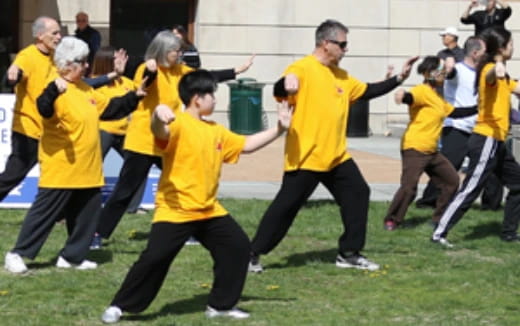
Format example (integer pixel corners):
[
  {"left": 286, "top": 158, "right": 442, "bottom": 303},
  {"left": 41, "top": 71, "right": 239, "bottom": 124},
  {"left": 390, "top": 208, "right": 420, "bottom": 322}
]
[
  {"left": 281, "top": 55, "right": 367, "bottom": 172},
  {"left": 38, "top": 81, "right": 109, "bottom": 188},
  {"left": 124, "top": 63, "right": 194, "bottom": 156},
  {"left": 12, "top": 44, "right": 57, "bottom": 139},
  {"left": 98, "top": 76, "right": 135, "bottom": 135},
  {"left": 401, "top": 84, "right": 454, "bottom": 153},
  {"left": 153, "top": 112, "right": 246, "bottom": 223},
  {"left": 473, "top": 63, "right": 518, "bottom": 141}
]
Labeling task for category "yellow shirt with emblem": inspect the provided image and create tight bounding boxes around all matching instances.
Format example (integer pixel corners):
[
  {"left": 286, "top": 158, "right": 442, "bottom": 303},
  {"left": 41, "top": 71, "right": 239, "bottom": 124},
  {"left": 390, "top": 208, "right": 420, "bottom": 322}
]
[
  {"left": 12, "top": 44, "right": 57, "bottom": 139},
  {"left": 153, "top": 112, "right": 246, "bottom": 224},
  {"left": 38, "top": 81, "right": 109, "bottom": 188},
  {"left": 97, "top": 76, "right": 135, "bottom": 135},
  {"left": 281, "top": 55, "right": 367, "bottom": 172},
  {"left": 473, "top": 63, "right": 518, "bottom": 141},
  {"left": 401, "top": 84, "right": 454, "bottom": 153},
  {"left": 124, "top": 63, "right": 193, "bottom": 156}
]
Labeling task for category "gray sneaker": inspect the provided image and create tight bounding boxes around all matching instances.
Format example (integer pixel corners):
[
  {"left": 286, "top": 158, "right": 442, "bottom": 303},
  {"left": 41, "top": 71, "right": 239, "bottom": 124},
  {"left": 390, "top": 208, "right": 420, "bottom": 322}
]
[
  {"left": 205, "top": 306, "right": 249, "bottom": 319},
  {"left": 336, "top": 253, "right": 380, "bottom": 271},
  {"left": 431, "top": 237, "right": 454, "bottom": 248},
  {"left": 248, "top": 254, "right": 263, "bottom": 273}
]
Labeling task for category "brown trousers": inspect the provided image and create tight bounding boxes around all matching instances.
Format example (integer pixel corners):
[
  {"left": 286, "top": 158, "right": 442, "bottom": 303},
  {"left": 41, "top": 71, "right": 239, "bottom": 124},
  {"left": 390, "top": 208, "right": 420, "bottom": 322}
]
[{"left": 384, "top": 149, "right": 459, "bottom": 224}]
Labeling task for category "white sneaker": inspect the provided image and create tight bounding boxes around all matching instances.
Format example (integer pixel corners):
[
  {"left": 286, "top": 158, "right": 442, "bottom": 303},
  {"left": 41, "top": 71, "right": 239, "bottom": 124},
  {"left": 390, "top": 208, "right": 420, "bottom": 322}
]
[
  {"left": 431, "top": 237, "right": 454, "bottom": 248},
  {"left": 205, "top": 306, "right": 250, "bottom": 319},
  {"left": 248, "top": 255, "right": 263, "bottom": 273},
  {"left": 336, "top": 253, "right": 380, "bottom": 271},
  {"left": 4, "top": 252, "right": 28, "bottom": 274},
  {"left": 101, "top": 306, "right": 122, "bottom": 324},
  {"left": 56, "top": 256, "right": 97, "bottom": 270},
  {"left": 185, "top": 236, "right": 200, "bottom": 245}
]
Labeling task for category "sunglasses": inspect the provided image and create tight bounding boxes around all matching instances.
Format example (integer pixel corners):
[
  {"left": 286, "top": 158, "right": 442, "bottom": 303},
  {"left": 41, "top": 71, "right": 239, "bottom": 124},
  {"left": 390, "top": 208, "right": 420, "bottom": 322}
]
[{"left": 327, "top": 39, "right": 348, "bottom": 49}]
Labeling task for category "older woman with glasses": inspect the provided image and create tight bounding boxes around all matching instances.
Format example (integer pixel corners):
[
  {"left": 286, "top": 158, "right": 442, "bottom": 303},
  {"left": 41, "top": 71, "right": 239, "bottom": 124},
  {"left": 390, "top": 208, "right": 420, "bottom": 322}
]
[
  {"left": 4, "top": 36, "right": 149, "bottom": 274},
  {"left": 94, "top": 30, "right": 254, "bottom": 246}
]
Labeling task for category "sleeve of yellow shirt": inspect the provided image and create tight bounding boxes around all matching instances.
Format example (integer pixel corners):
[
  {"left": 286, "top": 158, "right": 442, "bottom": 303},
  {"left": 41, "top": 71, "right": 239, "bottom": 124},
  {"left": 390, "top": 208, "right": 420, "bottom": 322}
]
[{"left": 220, "top": 126, "right": 246, "bottom": 164}]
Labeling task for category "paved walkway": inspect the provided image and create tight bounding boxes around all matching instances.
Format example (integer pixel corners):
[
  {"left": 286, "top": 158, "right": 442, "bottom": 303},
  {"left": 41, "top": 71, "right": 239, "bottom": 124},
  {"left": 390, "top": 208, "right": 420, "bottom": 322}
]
[{"left": 219, "top": 135, "right": 427, "bottom": 201}]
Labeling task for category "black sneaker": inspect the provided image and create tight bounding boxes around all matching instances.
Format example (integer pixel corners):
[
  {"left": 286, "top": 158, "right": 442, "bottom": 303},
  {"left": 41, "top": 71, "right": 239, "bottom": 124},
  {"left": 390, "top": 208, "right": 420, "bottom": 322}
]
[
  {"left": 335, "top": 252, "right": 379, "bottom": 271},
  {"left": 248, "top": 253, "right": 263, "bottom": 273},
  {"left": 500, "top": 234, "right": 520, "bottom": 242}
]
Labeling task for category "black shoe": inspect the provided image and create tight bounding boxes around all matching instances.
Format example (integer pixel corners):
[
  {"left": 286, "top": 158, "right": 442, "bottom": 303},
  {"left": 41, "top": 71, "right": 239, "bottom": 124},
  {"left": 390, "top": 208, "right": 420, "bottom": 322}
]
[{"left": 500, "top": 234, "right": 520, "bottom": 242}]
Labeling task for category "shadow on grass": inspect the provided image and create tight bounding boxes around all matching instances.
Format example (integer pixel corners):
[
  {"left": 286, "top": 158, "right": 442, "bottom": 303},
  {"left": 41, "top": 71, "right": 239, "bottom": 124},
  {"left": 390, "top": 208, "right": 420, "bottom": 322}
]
[
  {"left": 265, "top": 248, "right": 338, "bottom": 270},
  {"left": 401, "top": 215, "right": 431, "bottom": 229},
  {"left": 463, "top": 221, "right": 501, "bottom": 240},
  {"left": 302, "top": 200, "right": 336, "bottom": 208},
  {"left": 87, "top": 250, "right": 113, "bottom": 265},
  {"left": 126, "top": 294, "right": 295, "bottom": 321}
]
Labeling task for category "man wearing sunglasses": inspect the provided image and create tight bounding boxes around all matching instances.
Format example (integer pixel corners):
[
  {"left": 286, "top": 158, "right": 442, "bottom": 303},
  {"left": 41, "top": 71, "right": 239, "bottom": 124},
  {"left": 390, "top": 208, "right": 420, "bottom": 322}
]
[{"left": 248, "top": 19, "right": 418, "bottom": 273}]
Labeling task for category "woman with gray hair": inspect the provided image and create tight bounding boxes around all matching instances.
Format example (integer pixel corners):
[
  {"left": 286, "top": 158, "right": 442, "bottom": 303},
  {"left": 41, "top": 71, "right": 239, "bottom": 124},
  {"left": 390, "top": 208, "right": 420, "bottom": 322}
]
[
  {"left": 4, "top": 36, "right": 150, "bottom": 274},
  {"left": 94, "top": 30, "right": 254, "bottom": 246}
]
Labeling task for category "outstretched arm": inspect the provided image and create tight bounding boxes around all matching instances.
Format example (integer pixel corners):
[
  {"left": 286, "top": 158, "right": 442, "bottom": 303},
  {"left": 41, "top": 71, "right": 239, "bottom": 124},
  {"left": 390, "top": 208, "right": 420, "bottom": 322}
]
[
  {"left": 242, "top": 100, "right": 292, "bottom": 154},
  {"left": 359, "top": 56, "right": 419, "bottom": 101}
]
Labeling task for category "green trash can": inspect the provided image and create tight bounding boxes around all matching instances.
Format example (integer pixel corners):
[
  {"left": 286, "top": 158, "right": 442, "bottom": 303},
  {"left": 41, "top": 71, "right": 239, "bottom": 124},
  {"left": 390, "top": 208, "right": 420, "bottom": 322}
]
[{"left": 227, "top": 78, "right": 264, "bottom": 134}]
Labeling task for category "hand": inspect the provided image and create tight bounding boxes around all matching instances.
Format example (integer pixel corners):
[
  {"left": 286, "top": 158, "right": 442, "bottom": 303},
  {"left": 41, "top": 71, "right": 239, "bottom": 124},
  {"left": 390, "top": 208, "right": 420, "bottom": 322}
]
[
  {"left": 470, "top": 0, "right": 478, "bottom": 8},
  {"left": 277, "top": 100, "right": 293, "bottom": 131},
  {"left": 394, "top": 88, "right": 405, "bottom": 104},
  {"left": 398, "top": 56, "right": 420, "bottom": 82},
  {"left": 495, "top": 61, "right": 506, "bottom": 79},
  {"left": 284, "top": 74, "right": 299, "bottom": 94},
  {"left": 154, "top": 104, "right": 175, "bottom": 124},
  {"left": 145, "top": 59, "right": 157, "bottom": 73},
  {"left": 385, "top": 65, "right": 395, "bottom": 79},
  {"left": 7, "top": 64, "right": 20, "bottom": 83},
  {"left": 444, "top": 57, "right": 456, "bottom": 73},
  {"left": 113, "top": 48, "right": 128, "bottom": 75},
  {"left": 136, "top": 76, "right": 149, "bottom": 97},
  {"left": 54, "top": 77, "right": 68, "bottom": 93},
  {"left": 235, "top": 54, "right": 255, "bottom": 74}
]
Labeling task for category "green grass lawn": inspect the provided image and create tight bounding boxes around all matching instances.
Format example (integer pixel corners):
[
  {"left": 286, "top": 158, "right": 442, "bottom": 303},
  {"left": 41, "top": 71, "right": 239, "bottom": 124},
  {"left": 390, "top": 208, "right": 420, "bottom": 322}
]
[{"left": 0, "top": 199, "right": 519, "bottom": 325}]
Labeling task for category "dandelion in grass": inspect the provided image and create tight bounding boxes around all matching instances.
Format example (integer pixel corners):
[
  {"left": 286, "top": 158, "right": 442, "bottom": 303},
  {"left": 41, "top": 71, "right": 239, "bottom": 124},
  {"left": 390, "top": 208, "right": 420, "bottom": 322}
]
[
  {"left": 200, "top": 283, "right": 210, "bottom": 288},
  {"left": 127, "top": 229, "right": 137, "bottom": 239},
  {"left": 266, "top": 285, "right": 280, "bottom": 291},
  {"left": 0, "top": 290, "right": 9, "bottom": 296}
]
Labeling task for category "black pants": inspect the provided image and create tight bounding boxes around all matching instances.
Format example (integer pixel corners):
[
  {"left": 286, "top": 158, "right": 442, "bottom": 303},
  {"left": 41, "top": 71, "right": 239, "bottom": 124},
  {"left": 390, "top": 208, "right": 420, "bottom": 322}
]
[
  {"left": 0, "top": 131, "right": 38, "bottom": 201},
  {"left": 251, "top": 159, "right": 370, "bottom": 256},
  {"left": 433, "top": 134, "right": 520, "bottom": 239},
  {"left": 110, "top": 216, "right": 250, "bottom": 313},
  {"left": 97, "top": 150, "right": 162, "bottom": 239},
  {"left": 100, "top": 130, "right": 146, "bottom": 212},
  {"left": 12, "top": 188, "right": 102, "bottom": 263},
  {"left": 418, "top": 127, "right": 503, "bottom": 209}
]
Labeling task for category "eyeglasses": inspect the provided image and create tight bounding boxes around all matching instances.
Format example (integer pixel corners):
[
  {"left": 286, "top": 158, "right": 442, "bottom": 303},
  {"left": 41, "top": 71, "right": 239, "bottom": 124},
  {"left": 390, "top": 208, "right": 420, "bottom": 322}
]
[
  {"left": 327, "top": 40, "right": 348, "bottom": 49},
  {"left": 73, "top": 58, "right": 88, "bottom": 65}
]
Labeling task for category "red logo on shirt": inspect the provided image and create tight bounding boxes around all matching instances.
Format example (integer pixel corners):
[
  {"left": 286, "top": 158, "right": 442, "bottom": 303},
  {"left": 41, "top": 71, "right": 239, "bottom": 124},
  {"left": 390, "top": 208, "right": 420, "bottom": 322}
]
[
  {"left": 216, "top": 142, "right": 222, "bottom": 151},
  {"left": 89, "top": 98, "right": 97, "bottom": 105},
  {"left": 336, "top": 86, "right": 344, "bottom": 94}
]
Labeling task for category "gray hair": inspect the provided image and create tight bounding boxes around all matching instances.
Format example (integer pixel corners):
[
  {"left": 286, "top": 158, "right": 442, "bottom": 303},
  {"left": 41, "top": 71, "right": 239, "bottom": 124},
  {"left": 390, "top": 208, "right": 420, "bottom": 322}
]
[
  {"left": 53, "top": 36, "right": 89, "bottom": 70},
  {"left": 315, "top": 19, "right": 349, "bottom": 47},
  {"left": 144, "top": 30, "right": 181, "bottom": 67},
  {"left": 32, "top": 16, "right": 55, "bottom": 38},
  {"left": 464, "top": 36, "right": 484, "bottom": 56}
]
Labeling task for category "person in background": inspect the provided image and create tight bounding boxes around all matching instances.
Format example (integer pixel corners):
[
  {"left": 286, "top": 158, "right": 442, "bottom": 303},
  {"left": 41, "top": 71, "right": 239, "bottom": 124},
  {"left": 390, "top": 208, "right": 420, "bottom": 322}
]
[
  {"left": 437, "top": 27, "right": 465, "bottom": 63},
  {"left": 461, "top": 0, "right": 511, "bottom": 36},
  {"left": 383, "top": 56, "right": 459, "bottom": 231},
  {"left": 0, "top": 16, "right": 61, "bottom": 204},
  {"left": 75, "top": 11, "right": 101, "bottom": 72},
  {"left": 172, "top": 24, "right": 201, "bottom": 69},
  {"left": 4, "top": 37, "right": 150, "bottom": 274},
  {"left": 94, "top": 30, "right": 254, "bottom": 248},
  {"left": 432, "top": 27, "right": 520, "bottom": 247},
  {"left": 101, "top": 69, "right": 292, "bottom": 323},
  {"left": 88, "top": 46, "right": 149, "bottom": 249}
]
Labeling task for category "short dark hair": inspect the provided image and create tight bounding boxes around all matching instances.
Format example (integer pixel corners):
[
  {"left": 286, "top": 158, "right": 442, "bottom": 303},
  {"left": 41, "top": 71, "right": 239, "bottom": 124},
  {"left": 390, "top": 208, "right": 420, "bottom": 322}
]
[
  {"left": 315, "top": 19, "right": 348, "bottom": 47},
  {"left": 463, "top": 36, "right": 483, "bottom": 56},
  {"left": 178, "top": 70, "right": 217, "bottom": 106},
  {"left": 417, "top": 56, "right": 441, "bottom": 75}
]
